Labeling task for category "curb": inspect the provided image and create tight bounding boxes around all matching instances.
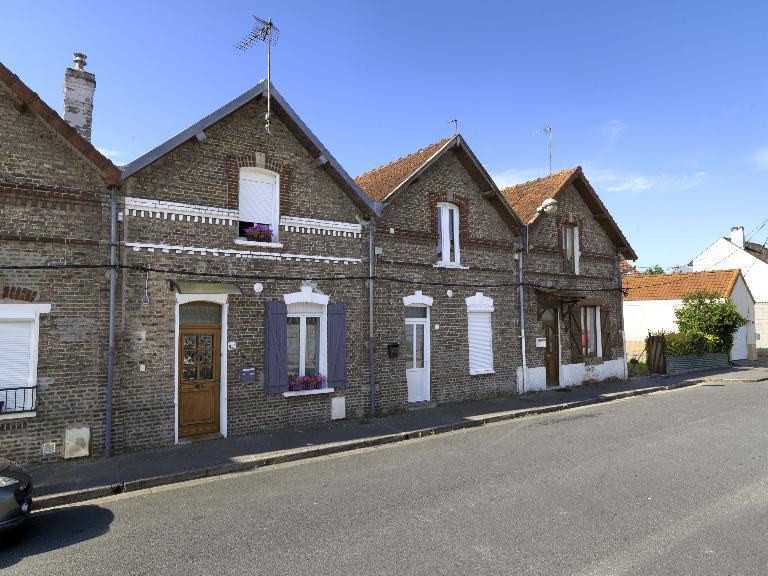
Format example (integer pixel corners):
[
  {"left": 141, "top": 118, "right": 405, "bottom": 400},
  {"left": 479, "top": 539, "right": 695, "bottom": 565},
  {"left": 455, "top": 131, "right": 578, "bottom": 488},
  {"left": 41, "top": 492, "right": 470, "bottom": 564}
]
[{"left": 32, "top": 378, "right": 705, "bottom": 511}]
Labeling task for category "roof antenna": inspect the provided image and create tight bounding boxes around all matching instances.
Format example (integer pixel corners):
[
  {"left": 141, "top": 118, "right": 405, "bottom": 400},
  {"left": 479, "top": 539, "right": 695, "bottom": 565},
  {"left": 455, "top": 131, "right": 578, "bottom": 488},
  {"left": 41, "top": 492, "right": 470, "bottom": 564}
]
[
  {"left": 236, "top": 16, "right": 280, "bottom": 134},
  {"left": 449, "top": 118, "right": 459, "bottom": 135},
  {"left": 532, "top": 124, "right": 552, "bottom": 174}
]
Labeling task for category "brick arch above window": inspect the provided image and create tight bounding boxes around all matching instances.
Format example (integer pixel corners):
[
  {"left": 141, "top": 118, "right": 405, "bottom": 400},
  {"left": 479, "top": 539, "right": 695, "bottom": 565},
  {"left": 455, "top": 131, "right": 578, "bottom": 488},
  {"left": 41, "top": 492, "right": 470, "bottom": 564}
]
[{"left": 225, "top": 153, "right": 294, "bottom": 212}]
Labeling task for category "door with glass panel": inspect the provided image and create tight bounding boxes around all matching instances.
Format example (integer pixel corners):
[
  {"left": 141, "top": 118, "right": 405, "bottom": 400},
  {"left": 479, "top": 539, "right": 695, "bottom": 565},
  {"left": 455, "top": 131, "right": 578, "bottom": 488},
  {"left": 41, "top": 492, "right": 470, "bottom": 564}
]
[
  {"left": 405, "top": 306, "right": 430, "bottom": 402},
  {"left": 178, "top": 303, "right": 221, "bottom": 438}
]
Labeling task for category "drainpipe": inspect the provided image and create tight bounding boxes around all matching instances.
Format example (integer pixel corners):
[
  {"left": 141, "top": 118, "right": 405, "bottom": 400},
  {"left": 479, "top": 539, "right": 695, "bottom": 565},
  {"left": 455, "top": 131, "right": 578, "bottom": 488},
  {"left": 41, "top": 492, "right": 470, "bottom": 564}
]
[
  {"left": 368, "top": 218, "right": 377, "bottom": 417},
  {"left": 518, "top": 224, "right": 528, "bottom": 393},
  {"left": 105, "top": 185, "right": 118, "bottom": 457},
  {"left": 617, "top": 255, "right": 627, "bottom": 380}
]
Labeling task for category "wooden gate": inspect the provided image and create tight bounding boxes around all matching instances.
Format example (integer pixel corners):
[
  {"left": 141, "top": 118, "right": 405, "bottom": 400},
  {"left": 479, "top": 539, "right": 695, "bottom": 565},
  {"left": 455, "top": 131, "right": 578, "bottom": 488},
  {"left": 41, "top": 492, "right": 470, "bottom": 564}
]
[{"left": 647, "top": 335, "right": 667, "bottom": 374}]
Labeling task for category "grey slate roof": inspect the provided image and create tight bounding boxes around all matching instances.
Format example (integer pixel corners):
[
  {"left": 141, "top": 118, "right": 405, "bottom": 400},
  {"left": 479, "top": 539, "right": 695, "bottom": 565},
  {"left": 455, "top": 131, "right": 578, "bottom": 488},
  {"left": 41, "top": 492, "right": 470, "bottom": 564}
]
[{"left": 121, "top": 80, "right": 379, "bottom": 216}]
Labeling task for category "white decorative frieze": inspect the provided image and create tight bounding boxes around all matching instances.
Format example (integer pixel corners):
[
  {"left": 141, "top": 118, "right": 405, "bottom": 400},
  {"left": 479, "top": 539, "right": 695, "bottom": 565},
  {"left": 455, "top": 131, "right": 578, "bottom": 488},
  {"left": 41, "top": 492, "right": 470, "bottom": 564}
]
[
  {"left": 123, "top": 198, "right": 362, "bottom": 239},
  {"left": 125, "top": 242, "right": 362, "bottom": 265},
  {"left": 280, "top": 216, "right": 362, "bottom": 238},
  {"left": 123, "top": 197, "right": 238, "bottom": 226}
]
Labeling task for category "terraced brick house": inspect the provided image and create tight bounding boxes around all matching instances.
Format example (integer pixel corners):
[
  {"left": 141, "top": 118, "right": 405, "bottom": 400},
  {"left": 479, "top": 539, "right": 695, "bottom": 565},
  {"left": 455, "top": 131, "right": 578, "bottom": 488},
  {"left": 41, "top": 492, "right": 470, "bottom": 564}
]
[
  {"left": 356, "top": 136, "right": 524, "bottom": 411},
  {"left": 116, "top": 81, "right": 378, "bottom": 452},
  {"left": 0, "top": 57, "right": 121, "bottom": 463},
  {"left": 501, "top": 167, "right": 637, "bottom": 390}
]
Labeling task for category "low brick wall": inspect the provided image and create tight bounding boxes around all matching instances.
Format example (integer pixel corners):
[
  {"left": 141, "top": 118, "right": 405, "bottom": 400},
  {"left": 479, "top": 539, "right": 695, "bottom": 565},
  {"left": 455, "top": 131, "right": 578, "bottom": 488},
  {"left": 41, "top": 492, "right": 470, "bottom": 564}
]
[{"left": 665, "top": 353, "right": 729, "bottom": 375}]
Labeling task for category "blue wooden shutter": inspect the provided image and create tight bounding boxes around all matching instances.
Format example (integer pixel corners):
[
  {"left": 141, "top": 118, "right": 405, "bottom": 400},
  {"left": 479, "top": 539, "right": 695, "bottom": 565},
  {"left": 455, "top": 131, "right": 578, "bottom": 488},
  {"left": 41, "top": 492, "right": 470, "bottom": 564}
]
[
  {"left": 327, "top": 302, "right": 347, "bottom": 389},
  {"left": 264, "top": 301, "right": 288, "bottom": 394}
]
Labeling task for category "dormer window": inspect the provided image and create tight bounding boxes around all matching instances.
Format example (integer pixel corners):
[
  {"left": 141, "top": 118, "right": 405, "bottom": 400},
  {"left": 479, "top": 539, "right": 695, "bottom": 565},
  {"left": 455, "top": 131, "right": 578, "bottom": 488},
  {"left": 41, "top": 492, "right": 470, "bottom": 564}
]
[
  {"left": 239, "top": 168, "right": 279, "bottom": 242},
  {"left": 436, "top": 202, "right": 460, "bottom": 265}
]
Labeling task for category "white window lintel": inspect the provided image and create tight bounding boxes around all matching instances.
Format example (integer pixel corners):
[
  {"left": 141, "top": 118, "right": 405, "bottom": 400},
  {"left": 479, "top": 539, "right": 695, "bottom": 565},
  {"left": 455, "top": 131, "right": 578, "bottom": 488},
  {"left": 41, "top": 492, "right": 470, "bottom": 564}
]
[
  {"left": 403, "top": 290, "right": 433, "bottom": 307},
  {"left": 465, "top": 292, "right": 494, "bottom": 313},
  {"left": 284, "top": 286, "right": 330, "bottom": 306}
]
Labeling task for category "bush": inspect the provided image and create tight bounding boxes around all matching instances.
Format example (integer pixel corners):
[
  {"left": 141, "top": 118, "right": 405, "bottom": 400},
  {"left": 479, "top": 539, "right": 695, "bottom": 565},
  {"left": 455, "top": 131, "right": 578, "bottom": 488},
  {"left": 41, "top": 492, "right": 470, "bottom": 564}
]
[
  {"left": 663, "top": 331, "right": 711, "bottom": 356},
  {"left": 674, "top": 291, "right": 746, "bottom": 355}
]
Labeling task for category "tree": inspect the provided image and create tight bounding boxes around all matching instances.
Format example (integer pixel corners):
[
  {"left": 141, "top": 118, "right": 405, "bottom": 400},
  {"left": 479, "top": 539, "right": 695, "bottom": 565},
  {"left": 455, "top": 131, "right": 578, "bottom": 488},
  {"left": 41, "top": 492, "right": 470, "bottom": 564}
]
[
  {"left": 643, "top": 264, "right": 665, "bottom": 275},
  {"left": 674, "top": 291, "right": 747, "bottom": 355}
]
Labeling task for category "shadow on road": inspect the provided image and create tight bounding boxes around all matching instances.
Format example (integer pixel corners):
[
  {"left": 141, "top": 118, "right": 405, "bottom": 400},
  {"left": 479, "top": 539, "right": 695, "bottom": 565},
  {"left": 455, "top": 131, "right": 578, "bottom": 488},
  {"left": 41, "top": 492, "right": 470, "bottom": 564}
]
[{"left": 0, "top": 504, "right": 114, "bottom": 567}]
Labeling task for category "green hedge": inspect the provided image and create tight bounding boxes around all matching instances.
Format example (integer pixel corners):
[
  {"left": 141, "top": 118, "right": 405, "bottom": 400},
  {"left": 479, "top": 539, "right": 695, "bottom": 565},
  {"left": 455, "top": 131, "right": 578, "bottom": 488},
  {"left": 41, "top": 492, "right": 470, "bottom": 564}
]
[{"left": 660, "top": 331, "right": 715, "bottom": 356}]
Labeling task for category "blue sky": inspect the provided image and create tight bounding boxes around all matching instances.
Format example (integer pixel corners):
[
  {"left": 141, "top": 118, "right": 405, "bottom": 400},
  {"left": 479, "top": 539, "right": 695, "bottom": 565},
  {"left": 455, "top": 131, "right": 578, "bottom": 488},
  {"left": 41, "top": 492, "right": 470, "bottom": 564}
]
[{"left": 3, "top": 1, "right": 767, "bottom": 268}]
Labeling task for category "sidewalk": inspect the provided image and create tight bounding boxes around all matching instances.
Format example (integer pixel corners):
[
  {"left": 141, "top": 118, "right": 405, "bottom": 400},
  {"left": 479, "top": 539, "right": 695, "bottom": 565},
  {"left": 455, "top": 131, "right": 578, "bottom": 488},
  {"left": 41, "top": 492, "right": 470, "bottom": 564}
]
[{"left": 29, "top": 365, "right": 768, "bottom": 509}]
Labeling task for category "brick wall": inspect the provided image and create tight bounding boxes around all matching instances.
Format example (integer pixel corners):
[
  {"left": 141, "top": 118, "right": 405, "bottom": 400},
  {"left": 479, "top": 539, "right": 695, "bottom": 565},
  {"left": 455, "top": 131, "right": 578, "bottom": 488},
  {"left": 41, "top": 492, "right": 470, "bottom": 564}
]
[
  {"left": 524, "top": 182, "right": 624, "bottom": 373},
  {"left": 0, "top": 83, "right": 112, "bottom": 463},
  {"left": 372, "top": 148, "right": 522, "bottom": 413}
]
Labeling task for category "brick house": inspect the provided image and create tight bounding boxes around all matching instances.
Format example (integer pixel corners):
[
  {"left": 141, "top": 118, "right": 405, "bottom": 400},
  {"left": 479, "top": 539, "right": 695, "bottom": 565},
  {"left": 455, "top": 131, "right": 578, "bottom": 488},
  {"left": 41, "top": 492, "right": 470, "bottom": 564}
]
[
  {"left": 0, "top": 58, "right": 121, "bottom": 462},
  {"left": 115, "top": 80, "right": 379, "bottom": 452},
  {"left": 501, "top": 167, "right": 637, "bottom": 390},
  {"left": 356, "top": 136, "right": 524, "bottom": 411}
]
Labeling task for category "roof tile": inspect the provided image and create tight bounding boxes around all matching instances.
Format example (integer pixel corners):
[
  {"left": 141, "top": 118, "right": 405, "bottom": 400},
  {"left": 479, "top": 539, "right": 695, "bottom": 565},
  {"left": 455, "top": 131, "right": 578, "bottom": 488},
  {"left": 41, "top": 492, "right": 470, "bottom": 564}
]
[
  {"left": 622, "top": 269, "right": 741, "bottom": 301},
  {"left": 499, "top": 167, "right": 579, "bottom": 224},
  {"left": 355, "top": 137, "right": 452, "bottom": 201}
]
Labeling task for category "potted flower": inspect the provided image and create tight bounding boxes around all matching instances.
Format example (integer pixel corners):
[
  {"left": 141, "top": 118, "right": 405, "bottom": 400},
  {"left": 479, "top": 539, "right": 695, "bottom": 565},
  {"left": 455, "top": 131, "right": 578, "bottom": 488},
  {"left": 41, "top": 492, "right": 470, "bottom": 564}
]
[
  {"left": 244, "top": 224, "right": 273, "bottom": 243},
  {"left": 288, "top": 373, "right": 327, "bottom": 392}
]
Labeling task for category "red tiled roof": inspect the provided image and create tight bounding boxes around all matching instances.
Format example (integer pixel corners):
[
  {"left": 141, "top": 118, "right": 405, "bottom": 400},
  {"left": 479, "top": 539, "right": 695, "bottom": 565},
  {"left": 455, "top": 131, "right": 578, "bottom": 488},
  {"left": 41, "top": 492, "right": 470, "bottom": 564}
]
[
  {"left": 499, "top": 167, "right": 579, "bottom": 224},
  {"left": 620, "top": 260, "right": 639, "bottom": 275},
  {"left": 0, "top": 61, "right": 121, "bottom": 185},
  {"left": 622, "top": 269, "right": 741, "bottom": 301},
  {"left": 355, "top": 137, "right": 452, "bottom": 201}
]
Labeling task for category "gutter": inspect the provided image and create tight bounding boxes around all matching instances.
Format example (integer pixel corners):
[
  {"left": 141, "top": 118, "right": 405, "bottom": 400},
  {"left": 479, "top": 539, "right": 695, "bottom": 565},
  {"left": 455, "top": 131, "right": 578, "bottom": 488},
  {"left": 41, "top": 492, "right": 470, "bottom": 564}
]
[{"left": 518, "top": 226, "right": 528, "bottom": 393}]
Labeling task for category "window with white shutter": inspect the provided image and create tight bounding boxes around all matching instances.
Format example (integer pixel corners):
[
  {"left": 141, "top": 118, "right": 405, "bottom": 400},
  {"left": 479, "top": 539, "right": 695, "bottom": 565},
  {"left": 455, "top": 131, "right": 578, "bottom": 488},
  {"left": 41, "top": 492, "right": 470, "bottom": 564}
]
[
  {"left": 0, "top": 303, "right": 50, "bottom": 414},
  {"left": 465, "top": 293, "right": 494, "bottom": 375},
  {"left": 238, "top": 168, "right": 279, "bottom": 241}
]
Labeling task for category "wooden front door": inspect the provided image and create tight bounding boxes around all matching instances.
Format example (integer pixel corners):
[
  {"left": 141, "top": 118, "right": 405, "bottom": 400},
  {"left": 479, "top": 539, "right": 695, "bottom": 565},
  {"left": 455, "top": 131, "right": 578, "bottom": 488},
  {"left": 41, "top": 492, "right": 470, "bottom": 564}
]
[
  {"left": 179, "top": 326, "right": 220, "bottom": 437},
  {"left": 542, "top": 308, "right": 560, "bottom": 387}
]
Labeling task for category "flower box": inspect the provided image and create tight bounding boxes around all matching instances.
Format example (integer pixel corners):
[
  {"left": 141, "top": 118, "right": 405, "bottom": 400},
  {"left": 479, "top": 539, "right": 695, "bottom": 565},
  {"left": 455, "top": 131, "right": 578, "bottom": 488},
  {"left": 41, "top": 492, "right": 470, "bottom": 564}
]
[
  {"left": 244, "top": 224, "right": 273, "bottom": 243},
  {"left": 288, "top": 373, "right": 327, "bottom": 392}
]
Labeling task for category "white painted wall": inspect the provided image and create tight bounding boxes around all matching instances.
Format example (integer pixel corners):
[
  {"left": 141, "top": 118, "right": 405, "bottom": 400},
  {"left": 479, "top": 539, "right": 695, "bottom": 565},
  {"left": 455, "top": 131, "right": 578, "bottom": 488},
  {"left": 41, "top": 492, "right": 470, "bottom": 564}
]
[
  {"left": 622, "top": 276, "right": 755, "bottom": 360},
  {"left": 692, "top": 238, "right": 765, "bottom": 354},
  {"left": 517, "top": 359, "right": 625, "bottom": 392}
]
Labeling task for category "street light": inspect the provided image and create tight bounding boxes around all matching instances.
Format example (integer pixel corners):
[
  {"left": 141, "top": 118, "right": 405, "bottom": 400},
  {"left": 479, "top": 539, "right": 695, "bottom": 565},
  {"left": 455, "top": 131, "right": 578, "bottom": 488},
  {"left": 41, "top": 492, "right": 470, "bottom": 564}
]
[{"left": 537, "top": 198, "right": 558, "bottom": 215}]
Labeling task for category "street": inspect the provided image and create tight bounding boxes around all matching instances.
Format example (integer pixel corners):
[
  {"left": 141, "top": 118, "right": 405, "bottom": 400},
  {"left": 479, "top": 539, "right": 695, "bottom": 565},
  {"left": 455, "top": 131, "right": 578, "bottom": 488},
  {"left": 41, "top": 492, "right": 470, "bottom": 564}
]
[{"left": 2, "top": 380, "right": 768, "bottom": 575}]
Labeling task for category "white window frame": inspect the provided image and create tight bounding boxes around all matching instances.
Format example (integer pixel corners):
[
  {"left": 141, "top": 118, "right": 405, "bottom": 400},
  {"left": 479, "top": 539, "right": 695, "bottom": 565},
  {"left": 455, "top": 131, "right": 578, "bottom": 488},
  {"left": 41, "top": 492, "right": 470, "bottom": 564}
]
[
  {"left": 465, "top": 292, "right": 494, "bottom": 375},
  {"left": 563, "top": 223, "right": 579, "bottom": 274},
  {"left": 0, "top": 303, "right": 51, "bottom": 418},
  {"left": 580, "top": 305, "right": 602, "bottom": 358},
  {"left": 284, "top": 287, "right": 329, "bottom": 384},
  {"left": 238, "top": 167, "right": 280, "bottom": 243},
  {"left": 437, "top": 202, "right": 461, "bottom": 266}
]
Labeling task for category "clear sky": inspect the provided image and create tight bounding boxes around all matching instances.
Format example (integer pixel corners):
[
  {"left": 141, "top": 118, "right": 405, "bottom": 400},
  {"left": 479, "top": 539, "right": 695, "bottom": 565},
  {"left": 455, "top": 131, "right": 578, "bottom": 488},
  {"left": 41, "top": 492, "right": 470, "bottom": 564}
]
[{"left": 2, "top": 1, "right": 767, "bottom": 269}]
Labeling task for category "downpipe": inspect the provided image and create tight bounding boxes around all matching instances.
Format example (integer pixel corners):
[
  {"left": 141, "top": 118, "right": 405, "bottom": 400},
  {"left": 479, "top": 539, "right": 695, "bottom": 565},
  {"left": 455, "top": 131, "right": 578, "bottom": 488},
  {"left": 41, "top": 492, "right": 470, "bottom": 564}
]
[
  {"left": 105, "top": 186, "right": 118, "bottom": 457},
  {"left": 367, "top": 218, "right": 377, "bottom": 417}
]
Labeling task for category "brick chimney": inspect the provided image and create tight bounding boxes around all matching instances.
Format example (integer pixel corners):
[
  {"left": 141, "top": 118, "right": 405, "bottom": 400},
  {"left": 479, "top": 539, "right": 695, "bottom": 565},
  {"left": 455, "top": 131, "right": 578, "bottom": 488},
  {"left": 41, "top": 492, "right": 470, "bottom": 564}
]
[
  {"left": 731, "top": 226, "right": 745, "bottom": 249},
  {"left": 63, "top": 53, "right": 96, "bottom": 141}
]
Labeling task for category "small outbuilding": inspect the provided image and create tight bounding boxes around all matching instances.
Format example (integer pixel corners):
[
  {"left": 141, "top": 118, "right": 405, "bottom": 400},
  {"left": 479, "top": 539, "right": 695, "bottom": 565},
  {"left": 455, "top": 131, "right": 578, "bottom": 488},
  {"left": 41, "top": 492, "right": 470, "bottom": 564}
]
[{"left": 622, "top": 269, "right": 756, "bottom": 360}]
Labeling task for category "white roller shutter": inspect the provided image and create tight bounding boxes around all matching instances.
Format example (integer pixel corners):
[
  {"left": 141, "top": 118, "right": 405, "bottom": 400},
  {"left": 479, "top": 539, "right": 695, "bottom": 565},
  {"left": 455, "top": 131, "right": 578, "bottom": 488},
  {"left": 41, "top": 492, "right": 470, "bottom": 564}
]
[
  {"left": 467, "top": 312, "right": 494, "bottom": 374},
  {"left": 239, "top": 172, "right": 276, "bottom": 227},
  {"left": 0, "top": 320, "right": 33, "bottom": 389}
]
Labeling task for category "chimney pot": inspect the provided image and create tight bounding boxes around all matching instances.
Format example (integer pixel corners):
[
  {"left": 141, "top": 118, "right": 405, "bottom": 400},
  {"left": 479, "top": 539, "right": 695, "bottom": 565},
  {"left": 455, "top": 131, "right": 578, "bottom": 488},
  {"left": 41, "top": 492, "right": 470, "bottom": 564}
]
[
  {"left": 73, "top": 52, "right": 87, "bottom": 70},
  {"left": 63, "top": 53, "right": 96, "bottom": 141},
  {"left": 730, "top": 226, "right": 745, "bottom": 249}
]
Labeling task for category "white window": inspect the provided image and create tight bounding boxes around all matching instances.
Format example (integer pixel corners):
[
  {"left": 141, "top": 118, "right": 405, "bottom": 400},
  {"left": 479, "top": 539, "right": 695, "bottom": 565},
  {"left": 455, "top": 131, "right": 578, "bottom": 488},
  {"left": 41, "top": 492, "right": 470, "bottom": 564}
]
[
  {"left": 465, "top": 293, "right": 494, "bottom": 375},
  {"left": 0, "top": 303, "right": 50, "bottom": 415},
  {"left": 563, "top": 224, "right": 579, "bottom": 274},
  {"left": 581, "top": 305, "right": 601, "bottom": 358},
  {"left": 239, "top": 168, "right": 279, "bottom": 242},
  {"left": 284, "top": 288, "right": 328, "bottom": 390},
  {"left": 436, "top": 202, "right": 460, "bottom": 265}
]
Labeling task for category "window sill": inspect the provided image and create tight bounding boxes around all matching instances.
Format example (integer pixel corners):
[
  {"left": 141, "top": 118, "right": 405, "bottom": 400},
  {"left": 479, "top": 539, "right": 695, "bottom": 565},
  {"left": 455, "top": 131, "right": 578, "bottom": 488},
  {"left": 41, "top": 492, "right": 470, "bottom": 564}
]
[
  {"left": 233, "top": 238, "right": 284, "bottom": 248},
  {"left": 0, "top": 411, "right": 36, "bottom": 421},
  {"left": 470, "top": 369, "right": 495, "bottom": 376},
  {"left": 283, "top": 388, "right": 336, "bottom": 398},
  {"left": 433, "top": 262, "right": 469, "bottom": 270}
]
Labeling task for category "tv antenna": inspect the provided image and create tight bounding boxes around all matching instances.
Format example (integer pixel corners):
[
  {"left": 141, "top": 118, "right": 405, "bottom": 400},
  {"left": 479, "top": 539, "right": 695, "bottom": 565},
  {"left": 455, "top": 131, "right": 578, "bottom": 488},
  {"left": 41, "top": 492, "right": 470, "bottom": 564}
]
[
  {"left": 236, "top": 16, "right": 280, "bottom": 134},
  {"left": 532, "top": 124, "right": 552, "bottom": 174},
  {"left": 449, "top": 118, "right": 459, "bottom": 135}
]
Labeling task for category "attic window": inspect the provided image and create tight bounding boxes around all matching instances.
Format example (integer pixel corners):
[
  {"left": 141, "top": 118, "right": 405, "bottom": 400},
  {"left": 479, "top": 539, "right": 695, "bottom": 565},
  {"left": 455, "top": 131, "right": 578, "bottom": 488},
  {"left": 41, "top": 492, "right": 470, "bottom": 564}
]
[
  {"left": 436, "top": 202, "right": 460, "bottom": 265},
  {"left": 238, "top": 168, "right": 280, "bottom": 242}
]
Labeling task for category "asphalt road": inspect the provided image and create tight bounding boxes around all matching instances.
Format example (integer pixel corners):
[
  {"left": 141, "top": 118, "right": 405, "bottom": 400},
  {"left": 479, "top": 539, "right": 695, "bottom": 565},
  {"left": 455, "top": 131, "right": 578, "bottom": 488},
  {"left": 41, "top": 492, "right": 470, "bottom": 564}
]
[{"left": 2, "top": 380, "right": 768, "bottom": 575}]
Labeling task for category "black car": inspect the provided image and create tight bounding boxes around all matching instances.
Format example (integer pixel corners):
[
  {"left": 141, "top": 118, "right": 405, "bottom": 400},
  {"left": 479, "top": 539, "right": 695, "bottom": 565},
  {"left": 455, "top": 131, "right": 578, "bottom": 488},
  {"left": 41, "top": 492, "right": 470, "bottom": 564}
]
[{"left": 0, "top": 458, "right": 32, "bottom": 532}]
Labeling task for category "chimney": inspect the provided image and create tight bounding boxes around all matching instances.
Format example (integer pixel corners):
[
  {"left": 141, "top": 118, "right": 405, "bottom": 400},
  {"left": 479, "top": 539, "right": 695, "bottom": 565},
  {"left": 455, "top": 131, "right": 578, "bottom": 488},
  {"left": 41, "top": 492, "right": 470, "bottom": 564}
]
[
  {"left": 731, "top": 226, "right": 745, "bottom": 249},
  {"left": 63, "top": 53, "right": 96, "bottom": 141}
]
